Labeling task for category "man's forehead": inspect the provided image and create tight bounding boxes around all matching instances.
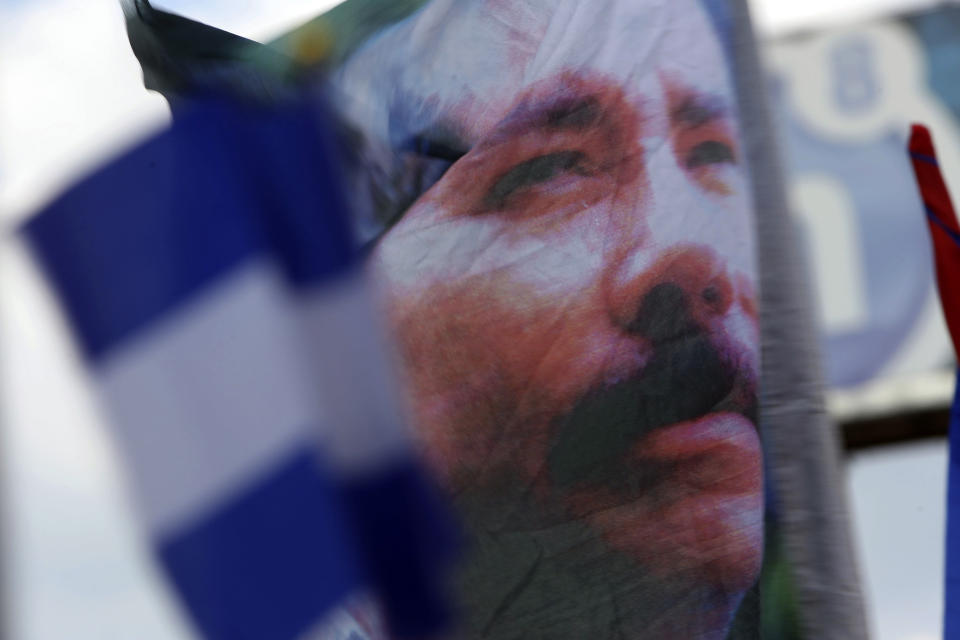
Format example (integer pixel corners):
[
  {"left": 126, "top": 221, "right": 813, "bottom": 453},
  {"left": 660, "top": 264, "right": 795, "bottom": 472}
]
[
  {"left": 337, "top": 0, "right": 734, "bottom": 142},
  {"left": 648, "top": 1, "right": 734, "bottom": 99},
  {"left": 492, "top": 5, "right": 716, "bottom": 100}
]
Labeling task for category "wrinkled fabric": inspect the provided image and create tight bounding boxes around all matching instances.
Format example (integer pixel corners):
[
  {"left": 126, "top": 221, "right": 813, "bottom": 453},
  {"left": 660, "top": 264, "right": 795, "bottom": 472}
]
[{"left": 326, "top": 3, "right": 763, "bottom": 638}]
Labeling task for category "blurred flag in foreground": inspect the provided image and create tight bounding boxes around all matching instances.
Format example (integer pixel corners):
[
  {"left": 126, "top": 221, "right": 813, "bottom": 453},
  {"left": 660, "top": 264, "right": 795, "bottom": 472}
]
[
  {"left": 21, "top": 90, "right": 457, "bottom": 640},
  {"left": 908, "top": 124, "right": 960, "bottom": 638}
]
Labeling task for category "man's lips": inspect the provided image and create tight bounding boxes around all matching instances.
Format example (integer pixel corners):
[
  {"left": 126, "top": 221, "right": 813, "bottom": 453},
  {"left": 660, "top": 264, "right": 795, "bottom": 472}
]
[
  {"left": 547, "top": 329, "right": 755, "bottom": 491},
  {"left": 633, "top": 412, "right": 761, "bottom": 496},
  {"left": 581, "top": 411, "right": 764, "bottom": 592}
]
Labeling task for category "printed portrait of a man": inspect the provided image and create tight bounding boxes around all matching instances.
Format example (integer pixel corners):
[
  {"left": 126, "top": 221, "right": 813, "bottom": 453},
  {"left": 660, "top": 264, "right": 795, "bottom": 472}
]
[{"left": 329, "top": 0, "right": 763, "bottom": 636}]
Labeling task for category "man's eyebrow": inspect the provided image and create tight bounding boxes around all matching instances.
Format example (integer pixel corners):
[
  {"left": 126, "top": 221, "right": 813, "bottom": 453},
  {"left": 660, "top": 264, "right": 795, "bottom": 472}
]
[
  {"left": 541, "top": 96, "right": 601, "bottom": 130},
  {"left": 491, "top": 94, "right": 603, "bottom": 140},
  {"left": 670, "top": 94, "right": 728, "bottom": 129}
]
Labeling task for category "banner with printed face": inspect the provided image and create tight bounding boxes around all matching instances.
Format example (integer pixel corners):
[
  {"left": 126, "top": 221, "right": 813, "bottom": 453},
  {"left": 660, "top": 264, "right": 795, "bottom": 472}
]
[{"left": 320, "top": 1, "right": 764, "bottom": 637}]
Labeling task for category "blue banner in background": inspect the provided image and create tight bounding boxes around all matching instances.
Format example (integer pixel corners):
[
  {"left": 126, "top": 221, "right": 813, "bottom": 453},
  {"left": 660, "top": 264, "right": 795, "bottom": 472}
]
[{"left": 768, "top": 9, "right": 960, "bottom": 389}]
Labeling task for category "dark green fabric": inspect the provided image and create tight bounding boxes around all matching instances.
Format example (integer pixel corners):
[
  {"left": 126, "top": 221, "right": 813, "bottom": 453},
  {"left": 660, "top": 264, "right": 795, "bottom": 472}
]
[{"left": 121, "top": 0, "right": 297, "bottom": 102}]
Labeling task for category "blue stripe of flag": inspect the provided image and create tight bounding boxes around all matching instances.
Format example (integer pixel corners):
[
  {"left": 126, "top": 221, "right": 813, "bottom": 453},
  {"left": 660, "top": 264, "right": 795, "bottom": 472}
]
[
  {"left": 23, "top": 96, "right": 357, "bottom": 364},
  {"left": 23, "top": 110, "right": 262, "bottom": 362},
  {"left": 240, "top": 96, "right": 358, "bottom": 287},
  {"left": 946, "top": 367, "right": 960, "bottom": 639},
  {"left": 159, "top": 447, "right": 365, "bottom": 640},
  {"left": 340, "top": 462, "right": 459, "bottom": 638},
  {"left": 159, "top": 449, "right": 459, "bottom": 640}
]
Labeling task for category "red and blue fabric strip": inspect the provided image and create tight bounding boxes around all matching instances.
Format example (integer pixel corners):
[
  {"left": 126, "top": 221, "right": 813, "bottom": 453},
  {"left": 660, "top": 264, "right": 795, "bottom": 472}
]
[{"left": 909, "top": 124, "right": 960, "bottom": 639}]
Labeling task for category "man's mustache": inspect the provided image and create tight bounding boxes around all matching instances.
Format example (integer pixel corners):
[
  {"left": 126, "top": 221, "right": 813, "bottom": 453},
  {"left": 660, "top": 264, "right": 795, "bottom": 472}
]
[{"left": 547, "top": 326, "right": 757, "bottom": 491}]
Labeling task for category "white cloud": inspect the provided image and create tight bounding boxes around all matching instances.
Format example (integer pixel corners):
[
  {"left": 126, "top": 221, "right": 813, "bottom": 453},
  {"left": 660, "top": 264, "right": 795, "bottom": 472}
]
[
  {"left": 0, "top": 0, "right": 345, "bottom": 226},
  {"left": 749, "top": 0, "right": 939, "bottom": 35},
  {"left": 849, "top": 442, "right": 947, "bottom": 640},
  {"left": 0, "top": 0, "right": 169, "bottom": 225}
]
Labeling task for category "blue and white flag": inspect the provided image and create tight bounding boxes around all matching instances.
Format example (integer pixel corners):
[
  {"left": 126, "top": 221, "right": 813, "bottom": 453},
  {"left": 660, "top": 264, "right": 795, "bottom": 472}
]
[{"left": 22, "top": 91, "right": 457, "bottom": 640}]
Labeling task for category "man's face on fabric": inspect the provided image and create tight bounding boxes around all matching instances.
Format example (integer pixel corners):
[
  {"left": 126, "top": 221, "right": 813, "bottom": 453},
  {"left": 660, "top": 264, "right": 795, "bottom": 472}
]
[{"left": 337, "top": 0, "right": 762, "bottom": 635}]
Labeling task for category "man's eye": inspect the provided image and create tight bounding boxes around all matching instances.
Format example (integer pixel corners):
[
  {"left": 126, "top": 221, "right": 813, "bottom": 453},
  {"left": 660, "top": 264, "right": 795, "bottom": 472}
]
[
  {"left": 684, "top": 141, "right": 735, "bottom": 169},
  {"left": 484, "top": 150, "right": 587, "bottom": 209}
]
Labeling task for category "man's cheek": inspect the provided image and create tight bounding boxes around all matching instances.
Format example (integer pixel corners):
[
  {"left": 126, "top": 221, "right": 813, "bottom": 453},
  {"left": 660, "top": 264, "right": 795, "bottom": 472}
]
[
  {"left": 390, "top": 300, "right": 513, "bottom": 480},
  {"left": 372, "top": 208, "right": 505, "bottom": 293},
  {"left": 388, "top": 283, "right": 540, "bottom": 425},
  {"left": 700, "top": 187, "right": 757, "bottom": 278},
  {"left": 390, "top": 279, "right": 599, "bottom": 460}
]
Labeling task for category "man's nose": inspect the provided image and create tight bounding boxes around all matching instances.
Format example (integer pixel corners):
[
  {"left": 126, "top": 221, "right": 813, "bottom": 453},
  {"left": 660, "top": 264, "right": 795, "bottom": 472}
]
[{"left": 616, "top": 246, "right": 734, "bottom": 341}]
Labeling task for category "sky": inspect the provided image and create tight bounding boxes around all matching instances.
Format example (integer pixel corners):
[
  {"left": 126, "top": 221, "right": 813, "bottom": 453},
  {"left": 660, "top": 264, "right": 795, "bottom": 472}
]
[
  {"left": 0, "top": 0, "right": 950, "bottom": 638},
  {"left": 750, "top": 0, "right": 945, "bottom": 34}
]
